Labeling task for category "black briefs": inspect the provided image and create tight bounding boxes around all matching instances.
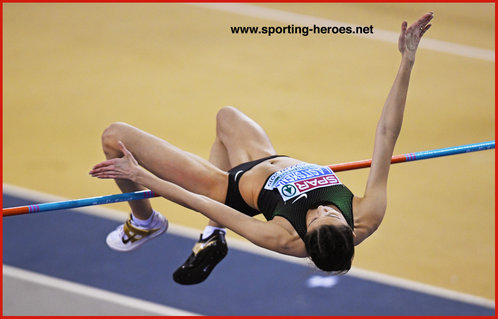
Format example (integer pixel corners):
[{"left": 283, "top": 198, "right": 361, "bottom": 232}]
[{"left": 225, "top": 155, "right": 286, "bottom": 216}]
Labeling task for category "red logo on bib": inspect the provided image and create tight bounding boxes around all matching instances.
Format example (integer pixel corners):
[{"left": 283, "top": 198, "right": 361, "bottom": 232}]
[{"left": 294, "top": 175, "right": 340, "bottom": 192}]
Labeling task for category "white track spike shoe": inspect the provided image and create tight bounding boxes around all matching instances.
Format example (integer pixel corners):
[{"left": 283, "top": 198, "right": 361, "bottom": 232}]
[{"left": 106, "top": 210, "right": 168, "bottom": 252}]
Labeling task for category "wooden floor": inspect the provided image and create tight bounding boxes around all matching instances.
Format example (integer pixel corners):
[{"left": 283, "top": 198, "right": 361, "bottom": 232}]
[{"left": 3, "top": 3, "right": 494, "bottom": 300}]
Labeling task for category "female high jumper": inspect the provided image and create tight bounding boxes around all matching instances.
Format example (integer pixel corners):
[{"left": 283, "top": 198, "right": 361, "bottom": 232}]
[{"left": 90, "top": 12, "right": 434, "bottom": 285}]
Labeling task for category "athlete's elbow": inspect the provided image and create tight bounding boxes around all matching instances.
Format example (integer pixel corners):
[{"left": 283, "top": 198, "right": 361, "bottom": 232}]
[
  {"left": 362, "top": 204, "right": 386, "bottom": 234},
  {"left": 271, "top": 234, "right": 298, "bottom": 255},
  {"left": 276, "top": 237, "right": 291, "bottom": 251},
  {"left": 192, "top": 194, "right": 215, "bottom": 213},
  {"left": 254, "top": 232, "right": 287, "bottom": 253},
  {"left": 377, "top": 123, "right": 400, "bottom": 142},
  {"left": 367, "top": 211, "right": 385, "bottom": 235},
  {"left": 369, "top": 220, "right": 382, "bottom": 234}
]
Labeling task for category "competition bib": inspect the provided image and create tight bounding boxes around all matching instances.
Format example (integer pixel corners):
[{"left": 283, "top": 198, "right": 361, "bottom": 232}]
[{"left": 264, "top": 163, "right": 342, "bottom": 201}]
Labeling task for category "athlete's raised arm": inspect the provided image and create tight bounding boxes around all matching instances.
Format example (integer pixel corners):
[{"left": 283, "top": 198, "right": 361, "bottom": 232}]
[{"left": 353, "top": 12, "right": 433, "bottom": 244}]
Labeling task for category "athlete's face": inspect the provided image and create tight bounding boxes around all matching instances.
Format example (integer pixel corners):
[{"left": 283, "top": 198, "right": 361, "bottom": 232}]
[{"left": 306, "top": 205, "right": 349, "bottom": 231}]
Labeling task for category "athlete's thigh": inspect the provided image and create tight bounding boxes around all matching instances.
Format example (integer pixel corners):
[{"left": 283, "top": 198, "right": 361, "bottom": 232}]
[
  {"left": 103, "top": 122, "right": 227, "bottom": 202},
  {"left": 217, "top": 107, "right": 276, "bottom": 167}
]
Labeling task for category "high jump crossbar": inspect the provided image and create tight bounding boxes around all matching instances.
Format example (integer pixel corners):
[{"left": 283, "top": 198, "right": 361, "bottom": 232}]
[{"left": 2, "top": 140, "right": 494, "bottom": 217}]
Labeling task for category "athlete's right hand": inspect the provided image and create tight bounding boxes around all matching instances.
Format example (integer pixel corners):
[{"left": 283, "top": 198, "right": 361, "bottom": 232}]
[{"left": 89, "top": 141, "right": 140, "bottom": 182}]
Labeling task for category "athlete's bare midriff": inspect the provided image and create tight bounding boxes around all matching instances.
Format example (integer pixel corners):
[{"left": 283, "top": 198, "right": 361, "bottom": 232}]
[{"left": 238, "top": 156, "right": 305, "bottom": 210}]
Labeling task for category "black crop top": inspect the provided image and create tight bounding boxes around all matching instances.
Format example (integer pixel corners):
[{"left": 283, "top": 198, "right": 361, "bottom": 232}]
[{"left": 257, "top": 163, "right": 354, "bottom": 240}]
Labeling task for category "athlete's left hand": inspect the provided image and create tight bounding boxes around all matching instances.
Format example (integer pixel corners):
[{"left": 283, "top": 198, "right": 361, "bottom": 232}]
[{"left": 89, "top": 141, "right": 140, "bottom": 181}]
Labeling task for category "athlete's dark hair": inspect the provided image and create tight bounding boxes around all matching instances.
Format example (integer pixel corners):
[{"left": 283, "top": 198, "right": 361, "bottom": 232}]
[{"left": 303, "top": 224, "right": 355, "bottom": 273}]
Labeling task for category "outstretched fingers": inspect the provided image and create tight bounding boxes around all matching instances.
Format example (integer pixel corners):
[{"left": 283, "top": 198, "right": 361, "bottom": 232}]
[
  {"left": 89, "top": 141, "right": 139, "bottom": 181},
  {"left": 409, "top": 12, "right": 433, "bottom": 37},
  {"left": 420, "top": 23, "right": 432, "bottom": 36},
  {"left": 91, "top": 172, "right": 120, "bottom": 179},
  {"left": 401, "top": 21, "right": 408, "bottom": 33},
  {"left": 90, "top": 167, "right": 122, "bottom": 179},
  {"left": 89, "top": 160, "right": 117, "bottom": 178},
  {"left": 90, "top": 159, "right": 115, "bottom": 171},
  {"left": 398, "top": 21, "right": 407, "bottom": 52}
]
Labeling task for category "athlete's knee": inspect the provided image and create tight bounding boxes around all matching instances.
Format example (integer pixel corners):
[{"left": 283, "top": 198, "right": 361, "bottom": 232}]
[
  {"left": 216, "top": 106, "right": 241, "bottom": 139},
  {"left": 101, "top": 122, "right": 130, "bottom": 154},
  {"left": 216, "top": 106, "right": 241, "bottom": 123}
]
